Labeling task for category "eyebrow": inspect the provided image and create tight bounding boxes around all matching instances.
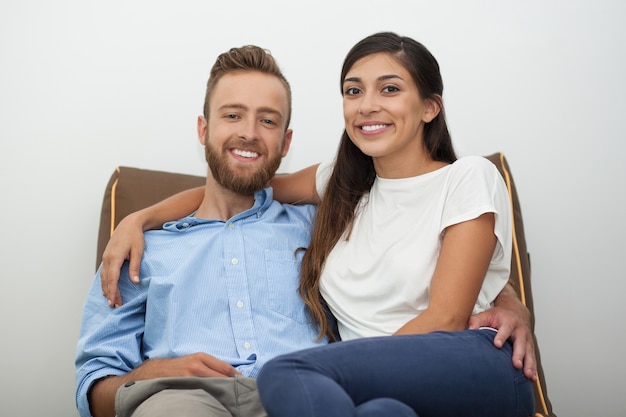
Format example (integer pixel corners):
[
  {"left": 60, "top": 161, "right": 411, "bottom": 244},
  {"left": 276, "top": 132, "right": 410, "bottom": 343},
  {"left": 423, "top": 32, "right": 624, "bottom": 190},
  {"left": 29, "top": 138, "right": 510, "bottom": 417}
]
[
  {"left": 342, "top": 74, "right": 405, "bottom": 85},
  {"left": 219, "top": 103, "right": 283, "bottom": 118},
  {"left": 218, "top": 103, "right": 248, "bottom": 112}
]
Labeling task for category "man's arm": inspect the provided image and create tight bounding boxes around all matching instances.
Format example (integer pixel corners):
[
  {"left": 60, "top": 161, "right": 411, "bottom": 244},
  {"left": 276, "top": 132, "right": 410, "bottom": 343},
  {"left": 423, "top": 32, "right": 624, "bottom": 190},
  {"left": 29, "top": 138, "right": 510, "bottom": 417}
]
[
  {"left": 468, "top": 283, "right": 537, "bottom": 381},
  {"left": 88, "top": 354, "right": 241, "bottom": 417}
]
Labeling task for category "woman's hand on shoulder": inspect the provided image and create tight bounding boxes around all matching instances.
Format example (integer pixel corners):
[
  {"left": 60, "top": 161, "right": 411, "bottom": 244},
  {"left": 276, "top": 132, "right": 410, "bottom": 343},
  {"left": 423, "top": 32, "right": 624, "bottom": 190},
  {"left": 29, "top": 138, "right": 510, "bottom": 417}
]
[{"left": 100, "top": 213, "right": 146, "bottom": 308}]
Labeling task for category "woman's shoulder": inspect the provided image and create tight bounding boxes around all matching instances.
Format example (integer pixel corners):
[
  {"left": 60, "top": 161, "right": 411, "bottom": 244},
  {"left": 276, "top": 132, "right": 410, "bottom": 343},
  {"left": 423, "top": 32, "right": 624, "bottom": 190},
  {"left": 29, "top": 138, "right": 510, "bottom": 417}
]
[
  {"left": 445, "top": 156, "right": 503, "bottom": 189},
  {"left": 452, "top": 155, "right": 494, "bottom": 168},
  {"left": 450, "top": 155, "right": 498, "bottom": 176}
]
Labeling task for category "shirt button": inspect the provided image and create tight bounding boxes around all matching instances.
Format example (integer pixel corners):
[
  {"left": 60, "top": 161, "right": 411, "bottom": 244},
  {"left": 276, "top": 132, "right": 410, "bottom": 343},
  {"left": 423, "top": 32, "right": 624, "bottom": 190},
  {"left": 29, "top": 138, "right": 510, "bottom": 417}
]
[
  {"left": 236, "top": 300, "right": 244, "bottom": 308},
  {"left": 228, "top": 223, "right": 234, "bottom": 230},
  {"left": 182, "top": 222, "right": 189, "bottom": 228},
  {"left": 231, "top": 258, "right": 239, "bottom": 265},
  {"left": 244, "top": 342, "right": 251, "bottom": 349}
]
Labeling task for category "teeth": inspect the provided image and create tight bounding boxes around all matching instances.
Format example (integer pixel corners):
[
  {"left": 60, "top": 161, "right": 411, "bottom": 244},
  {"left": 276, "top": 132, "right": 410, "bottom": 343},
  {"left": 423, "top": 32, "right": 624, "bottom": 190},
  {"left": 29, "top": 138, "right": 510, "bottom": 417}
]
[
  {"left": 361, "top": 124, "right": 387, "bottom": 132},
  {"left": 232, "top": 149, "right": 259, "bottom": 158}
]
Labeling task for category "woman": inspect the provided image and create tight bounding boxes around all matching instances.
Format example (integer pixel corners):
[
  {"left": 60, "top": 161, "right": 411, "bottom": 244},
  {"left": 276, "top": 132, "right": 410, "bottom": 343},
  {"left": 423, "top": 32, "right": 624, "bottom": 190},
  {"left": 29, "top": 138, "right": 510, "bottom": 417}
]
[
  {"left": 100, "top": 32, "right": 535, "bottom": 416},
  {"left": 253, "top": 32, "right": 534, "bottom": 417}
]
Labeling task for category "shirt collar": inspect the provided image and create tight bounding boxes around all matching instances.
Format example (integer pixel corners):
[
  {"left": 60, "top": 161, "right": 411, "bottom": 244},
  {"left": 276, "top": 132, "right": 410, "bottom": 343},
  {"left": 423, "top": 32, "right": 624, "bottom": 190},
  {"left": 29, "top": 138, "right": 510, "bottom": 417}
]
[{"left": 164, "top": 187, "right": 274, "bottom": 231}]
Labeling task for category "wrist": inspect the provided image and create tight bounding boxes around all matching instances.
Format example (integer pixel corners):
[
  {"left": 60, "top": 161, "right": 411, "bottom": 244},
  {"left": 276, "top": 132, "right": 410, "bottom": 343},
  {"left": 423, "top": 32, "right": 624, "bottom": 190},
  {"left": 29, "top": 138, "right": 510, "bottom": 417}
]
[{"left": 123, "top": 209, "right": 154, "bottom": 232}]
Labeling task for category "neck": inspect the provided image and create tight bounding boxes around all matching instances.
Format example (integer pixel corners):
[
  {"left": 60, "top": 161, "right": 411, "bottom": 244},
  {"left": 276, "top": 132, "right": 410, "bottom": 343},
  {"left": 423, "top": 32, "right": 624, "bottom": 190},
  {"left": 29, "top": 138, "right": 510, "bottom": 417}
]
[
  {"left": 374, "top": 155, "right": 448, "bottom": 179},
  {"left": 195, "top": 174, "right": 256, "bottom": 221},
  {"left": 373, "top": 140, "right": 448, "bottom": 179}
]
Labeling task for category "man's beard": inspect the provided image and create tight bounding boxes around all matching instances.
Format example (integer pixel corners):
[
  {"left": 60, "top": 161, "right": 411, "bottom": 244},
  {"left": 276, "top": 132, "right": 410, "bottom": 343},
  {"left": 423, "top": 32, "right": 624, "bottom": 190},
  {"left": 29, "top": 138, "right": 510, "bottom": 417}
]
[{"left": 205, "top": 139, "right": 282, "bottom": 195}]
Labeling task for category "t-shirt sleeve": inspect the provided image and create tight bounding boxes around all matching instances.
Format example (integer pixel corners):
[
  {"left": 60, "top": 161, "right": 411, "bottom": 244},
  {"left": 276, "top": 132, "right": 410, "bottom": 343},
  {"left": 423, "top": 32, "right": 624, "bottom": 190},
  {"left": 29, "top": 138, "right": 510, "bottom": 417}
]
[
  {"left": 440, "top": 156, "right": 512, "bottom": 277},
  {"left": 315, "top": 160, "right": 335, "bottom": 199},
  {"left": 441, "top": 157, "right": 509, "bottom": 230}
]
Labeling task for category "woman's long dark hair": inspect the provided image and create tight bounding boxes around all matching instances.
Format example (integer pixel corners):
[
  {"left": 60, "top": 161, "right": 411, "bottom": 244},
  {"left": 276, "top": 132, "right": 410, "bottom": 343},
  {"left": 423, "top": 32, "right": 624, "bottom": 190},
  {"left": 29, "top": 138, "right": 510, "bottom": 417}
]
[{"left": 299, "top": 32, "right": 457, "bottom": 341}]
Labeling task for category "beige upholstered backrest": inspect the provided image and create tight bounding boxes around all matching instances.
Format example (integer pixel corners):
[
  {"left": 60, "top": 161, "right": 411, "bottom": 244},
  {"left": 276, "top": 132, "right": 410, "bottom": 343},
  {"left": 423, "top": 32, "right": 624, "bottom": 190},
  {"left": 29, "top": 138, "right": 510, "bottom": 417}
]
[
  {"left": 484, "top": 153, "right": 555, "bottom": 417},
  {"left": 96, "top": 166, "right": 205, "bottom": 268}
]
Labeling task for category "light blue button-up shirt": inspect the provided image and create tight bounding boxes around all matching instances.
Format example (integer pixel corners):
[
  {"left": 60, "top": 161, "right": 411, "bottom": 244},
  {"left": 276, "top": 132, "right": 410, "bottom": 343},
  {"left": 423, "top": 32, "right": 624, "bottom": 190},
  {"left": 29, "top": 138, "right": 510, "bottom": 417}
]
[{"left": 75, "top": 187, "right": 326, "bottom": 417}]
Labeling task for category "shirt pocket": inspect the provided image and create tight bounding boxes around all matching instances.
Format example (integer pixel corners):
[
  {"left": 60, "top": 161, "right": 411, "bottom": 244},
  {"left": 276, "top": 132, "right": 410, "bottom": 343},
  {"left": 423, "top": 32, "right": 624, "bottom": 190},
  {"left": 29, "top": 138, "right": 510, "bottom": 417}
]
[{"left": 264, "top": 249, "right": 312, "bottom": 324}]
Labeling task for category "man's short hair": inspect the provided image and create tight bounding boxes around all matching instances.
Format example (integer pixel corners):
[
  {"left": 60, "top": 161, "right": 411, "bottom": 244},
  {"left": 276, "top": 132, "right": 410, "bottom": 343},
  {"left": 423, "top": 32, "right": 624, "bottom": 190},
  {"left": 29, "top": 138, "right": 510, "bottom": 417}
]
[{"left": 203, "top": 45, "right": 292, "bottom": 129}]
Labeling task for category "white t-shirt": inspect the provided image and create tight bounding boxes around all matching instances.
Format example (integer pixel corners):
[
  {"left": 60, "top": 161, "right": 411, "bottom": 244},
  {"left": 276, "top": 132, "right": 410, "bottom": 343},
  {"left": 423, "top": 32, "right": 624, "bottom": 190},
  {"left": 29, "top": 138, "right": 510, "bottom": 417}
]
[{"left": 315, "top": 156, "right": 512, "bottom": 341}]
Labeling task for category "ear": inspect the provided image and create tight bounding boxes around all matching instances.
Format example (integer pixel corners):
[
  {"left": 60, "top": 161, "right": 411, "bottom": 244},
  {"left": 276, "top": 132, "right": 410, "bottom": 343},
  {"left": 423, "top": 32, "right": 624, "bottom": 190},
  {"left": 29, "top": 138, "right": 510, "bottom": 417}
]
[
  {"left": 422, "top": 95, "right": 442, "bottom": 123},
  {"left": 197, "top": 116, "right": 208, "bottom": 145},
  {"left": 281, "top": 129, "right": 293, "bottom": 157}
]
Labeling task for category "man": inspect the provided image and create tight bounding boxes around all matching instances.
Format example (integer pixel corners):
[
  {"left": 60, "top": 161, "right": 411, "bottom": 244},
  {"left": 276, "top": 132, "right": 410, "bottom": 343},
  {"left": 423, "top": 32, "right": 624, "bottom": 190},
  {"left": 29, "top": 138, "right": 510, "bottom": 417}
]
[
  {"left": 76, "top": 45, "right": 324, "bottom": 417},
  {"left": 77, "top": 45, "right": 536, "bottom": 417}
]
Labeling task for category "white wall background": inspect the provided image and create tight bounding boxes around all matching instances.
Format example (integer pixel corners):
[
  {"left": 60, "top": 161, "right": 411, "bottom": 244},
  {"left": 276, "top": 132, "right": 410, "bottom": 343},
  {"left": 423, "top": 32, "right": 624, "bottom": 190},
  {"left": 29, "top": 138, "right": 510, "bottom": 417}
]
[{"left": 1, "top": 0, "right": 624, "bottom": 416}]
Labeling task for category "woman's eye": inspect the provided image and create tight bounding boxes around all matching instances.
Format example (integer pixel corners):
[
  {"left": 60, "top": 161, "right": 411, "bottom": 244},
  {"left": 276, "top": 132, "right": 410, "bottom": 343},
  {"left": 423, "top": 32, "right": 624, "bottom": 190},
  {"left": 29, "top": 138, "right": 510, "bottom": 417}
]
[
  {"left": 344, "top": 87, "right": 361, "bottom": 96},
  {"left": 382, "top": 85, "right": 400, "bottom": 93}
]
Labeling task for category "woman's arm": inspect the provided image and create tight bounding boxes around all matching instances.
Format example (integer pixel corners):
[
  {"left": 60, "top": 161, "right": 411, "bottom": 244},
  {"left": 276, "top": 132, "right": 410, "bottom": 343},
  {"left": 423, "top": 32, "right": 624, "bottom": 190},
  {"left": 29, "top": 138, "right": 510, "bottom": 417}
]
[
  {"left": 101, "top": 164, "right": 321, "bottom": 307},
  {"left": 101, "top": 187, "right": 204, "bottom": 307},
  {"left": 394, "top": 213, "right": 496, "bottom": 335},
  {"left": 270, "top": 164, "right": 321, "bottom": 204}
]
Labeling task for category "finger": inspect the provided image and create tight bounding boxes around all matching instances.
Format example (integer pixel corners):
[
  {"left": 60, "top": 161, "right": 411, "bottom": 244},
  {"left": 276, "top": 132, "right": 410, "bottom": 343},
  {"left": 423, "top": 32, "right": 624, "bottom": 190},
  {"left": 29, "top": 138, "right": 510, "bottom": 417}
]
[
  {"left": 467, "top": 314, "right": 480, "bottom": 330},
  {"left": 491, "top": 330, "right": 508, "bottom": 349},
  {"left": 200, "top": 355, "right": 241, "bottom": 377},
  {"left": 509, "top": 330, "right": 526, "bottom": 370},
  {"left": 129, "top": 248, "right": 142, "bottom": 284},
  {"left": 211, "top": 363, "right": 240, "bottom": 377},
  {"left": 523, "top": 339, "right": 538, "bottom": 381},
  {"left": 207, "top": 368, "right": 242, "bottom": 377},
  {"left": 107, "top": 271, "right": 123, "bottom": 309},
  {"left": 491, "top": 317, "right": 515, "bottom": 348},
  {"left": 467, "top": 311, "right": 494, "bottom": 330},
  {"left": 111, "top": 290, "right": 123, "bottom": 308},
  {"left": 102, "top": 257, "right": 124, "bottom": 308}
]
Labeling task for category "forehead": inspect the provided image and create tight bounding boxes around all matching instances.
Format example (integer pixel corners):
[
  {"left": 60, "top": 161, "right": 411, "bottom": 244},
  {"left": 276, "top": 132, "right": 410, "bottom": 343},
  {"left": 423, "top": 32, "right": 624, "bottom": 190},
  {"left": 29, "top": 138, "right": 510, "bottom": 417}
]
[
  {"left": 210, "top": 71, "right": 289, "bottom": 114},
  {"left": 345, "top": 52, "right": 410, "bottom": 80}
]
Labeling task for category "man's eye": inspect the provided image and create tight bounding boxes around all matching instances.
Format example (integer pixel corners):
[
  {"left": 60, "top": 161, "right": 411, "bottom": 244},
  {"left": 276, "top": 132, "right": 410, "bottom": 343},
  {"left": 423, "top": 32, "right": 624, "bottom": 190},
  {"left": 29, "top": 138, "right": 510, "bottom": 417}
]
[{"left": 262, "top": 118, "right": 276, "bottom": 125}]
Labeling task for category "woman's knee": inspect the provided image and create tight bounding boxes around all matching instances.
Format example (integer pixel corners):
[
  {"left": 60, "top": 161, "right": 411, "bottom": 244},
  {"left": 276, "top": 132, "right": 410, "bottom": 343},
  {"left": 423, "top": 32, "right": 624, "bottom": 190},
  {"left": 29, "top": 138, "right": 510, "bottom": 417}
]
[{"left": 356, "top": 398, "right": 418, "bottom": 417}]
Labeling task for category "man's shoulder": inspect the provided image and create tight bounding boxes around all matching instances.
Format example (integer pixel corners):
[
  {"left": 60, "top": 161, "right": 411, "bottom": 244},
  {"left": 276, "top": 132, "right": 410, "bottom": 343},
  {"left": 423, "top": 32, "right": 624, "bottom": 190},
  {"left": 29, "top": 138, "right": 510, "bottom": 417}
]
[
  {"left": 271, "top": 200, "right": 316, "bottom": 220},
  {"left": 256, "top": 200, "right": 316, "bottom": 232}
]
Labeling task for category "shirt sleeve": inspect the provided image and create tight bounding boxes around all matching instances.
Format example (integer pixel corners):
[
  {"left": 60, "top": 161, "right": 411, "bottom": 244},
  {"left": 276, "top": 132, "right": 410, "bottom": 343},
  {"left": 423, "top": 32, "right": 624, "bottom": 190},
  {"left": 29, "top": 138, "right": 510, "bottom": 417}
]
[
  {"left": 75, "top": 266, "right": 146, "bottom": 417},
  {"left": 440, "top": 156, "right": 510, "bottom": 234},
  {"left": 315, "top": 160, "right": 334, "bottom": 199},
  {"left": 440, "top": 156, "right": 512, "bottom": 298}
]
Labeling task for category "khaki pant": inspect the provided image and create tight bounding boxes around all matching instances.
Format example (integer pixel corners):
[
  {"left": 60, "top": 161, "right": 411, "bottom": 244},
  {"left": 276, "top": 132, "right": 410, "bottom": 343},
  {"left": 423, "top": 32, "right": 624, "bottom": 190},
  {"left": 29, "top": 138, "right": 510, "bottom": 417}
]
[{"left": 115, "top": 376, "right": 267, "bottom": 417}]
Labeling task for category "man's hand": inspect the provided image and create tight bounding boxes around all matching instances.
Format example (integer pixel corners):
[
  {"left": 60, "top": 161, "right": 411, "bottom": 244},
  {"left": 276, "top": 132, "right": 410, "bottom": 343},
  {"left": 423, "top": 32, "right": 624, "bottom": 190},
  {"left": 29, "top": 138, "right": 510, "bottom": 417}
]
[
  {"left": 468, "top": 284, "right": 537, "bottom": 381},
  {"left": 136, "top": 353, "right": 242, "bottom": 379},
  {"left": 89, "top": 353, "right": 240, "bottom": 417},
  {"left": 100, "top": 214, "right": 146, "bottom": 308}
]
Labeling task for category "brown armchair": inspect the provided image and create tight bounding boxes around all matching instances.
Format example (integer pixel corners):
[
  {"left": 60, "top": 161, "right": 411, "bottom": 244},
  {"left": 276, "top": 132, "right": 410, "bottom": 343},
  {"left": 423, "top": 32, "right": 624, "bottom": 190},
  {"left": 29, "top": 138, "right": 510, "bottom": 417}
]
[{"left": 96, "top": 153, "right": 556, "bottom": 417}]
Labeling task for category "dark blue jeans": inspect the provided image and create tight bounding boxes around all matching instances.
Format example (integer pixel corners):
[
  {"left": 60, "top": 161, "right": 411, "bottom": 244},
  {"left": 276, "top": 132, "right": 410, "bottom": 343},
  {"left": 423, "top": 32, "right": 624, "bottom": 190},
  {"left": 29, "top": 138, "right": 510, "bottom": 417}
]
[{"left": 257, "top": 329, "right": 534, "bottom": 417}]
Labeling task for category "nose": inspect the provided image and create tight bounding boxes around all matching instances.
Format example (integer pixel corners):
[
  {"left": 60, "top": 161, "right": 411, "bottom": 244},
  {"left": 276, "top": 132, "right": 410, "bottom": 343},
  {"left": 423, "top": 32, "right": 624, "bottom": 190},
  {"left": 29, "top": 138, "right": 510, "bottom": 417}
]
[
  {"left": 358, "top": 91, "right": 380, "bottom": 115},
  {"left": 238, "top": 118, "right": 260, "bottom": 141}
]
